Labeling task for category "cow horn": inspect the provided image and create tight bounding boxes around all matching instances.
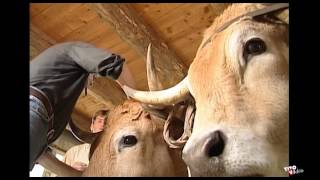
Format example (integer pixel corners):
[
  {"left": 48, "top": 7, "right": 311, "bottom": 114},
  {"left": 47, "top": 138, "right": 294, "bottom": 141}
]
[
  {"left": 275, "top": 8, "right": 288, "bottom": 24},
  {"left": 264, "top": 3, "right": 288, "bottom": 24},
  {"left": 145, "top": 43, "right": 167, "bottom": 111},
  {"left": 123, "top": 76, "right": 190, "bottom": 105},
  {"left": 146, "top": 43, "right": 164, "bottom": 91}
]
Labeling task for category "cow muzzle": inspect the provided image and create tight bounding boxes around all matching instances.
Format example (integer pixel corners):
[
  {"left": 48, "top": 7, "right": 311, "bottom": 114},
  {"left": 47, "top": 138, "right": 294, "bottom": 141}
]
[{"left": 182, "top": 130, "right": 226, "bottom": 175}]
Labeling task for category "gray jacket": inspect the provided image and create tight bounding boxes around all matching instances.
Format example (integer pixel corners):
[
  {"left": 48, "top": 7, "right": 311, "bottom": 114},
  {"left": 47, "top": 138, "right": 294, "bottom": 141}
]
[{"left": 30, "top": 41, "right": 125, "bottom": 142}]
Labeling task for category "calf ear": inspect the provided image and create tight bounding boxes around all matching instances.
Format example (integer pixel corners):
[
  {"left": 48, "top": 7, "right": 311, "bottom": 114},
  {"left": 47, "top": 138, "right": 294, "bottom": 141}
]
[{"left": 89, "top": 131, "right": 103, "bottom": 160}]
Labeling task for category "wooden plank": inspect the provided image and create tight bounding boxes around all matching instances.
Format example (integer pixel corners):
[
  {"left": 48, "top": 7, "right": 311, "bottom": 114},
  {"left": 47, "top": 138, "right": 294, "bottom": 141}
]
[
  {"left": 132, "top": 3, "right": 230, "bottom": 66},
  {"left": 30, "top": 23, "right": 55, "bottom": 60},
  {"left": 170, "top": 31, "right": 204, "bottom": 66},
  {"left": 55, "top": 5, "right": 102, "bottom": 42},
  {"left": 31, "top": 3, "right": 83, "bottom": 40},
  {"left": 146, "top": 4, "right": 230, "bottom": 41},
  {"left": 58, "top": 15, "right": 111, "bottom": 42},
  {"left": 132, "top": 3, "right": 183, "bottom": 21},
  {"left": 62, "top": 4, "right": 97, "bottom": 32},
  {"left": 90, "top": 3, "right": 188, "bottom": 89},
  {"left": 30, "top": 3, "right": 53, "bottom": 18}
]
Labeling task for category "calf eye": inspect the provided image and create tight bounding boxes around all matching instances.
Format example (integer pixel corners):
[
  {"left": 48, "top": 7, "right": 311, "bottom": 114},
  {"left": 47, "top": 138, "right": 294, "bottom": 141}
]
[
  {"left": 122, "top": 135, "right": 137, "bottom": 147},
  {"left": 243, "top": 38, "right": 266, "bottom": 60}
]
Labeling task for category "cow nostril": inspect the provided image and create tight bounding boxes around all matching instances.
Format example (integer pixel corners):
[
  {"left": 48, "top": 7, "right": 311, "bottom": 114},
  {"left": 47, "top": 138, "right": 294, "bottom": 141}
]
[{"left": 206, "top": 131, "right": 225, "bottom": 157}]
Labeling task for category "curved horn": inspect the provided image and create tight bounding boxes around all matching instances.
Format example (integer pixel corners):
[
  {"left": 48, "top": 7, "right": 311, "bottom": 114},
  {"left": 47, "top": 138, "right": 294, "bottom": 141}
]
[
  {"left": 275, "top": 8, "right": 288, "bottom": 24},
  {"left": 263, "top": 3, "right": 288, "bottom": 24},
  {"left": 123, "top": 76, "right": 190, "bottom": 105},
  {"left": 145, "top": 43, "right": 166, "bottom": 111},
  {"left": 146, "top": 43, "right": 164, "bottom": 91}
]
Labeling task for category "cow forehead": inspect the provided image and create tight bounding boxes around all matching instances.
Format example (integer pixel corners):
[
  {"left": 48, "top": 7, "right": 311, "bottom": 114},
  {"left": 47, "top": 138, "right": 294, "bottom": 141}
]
[{"left": 106, "top": 100, "right": 164, "bottom": 130}]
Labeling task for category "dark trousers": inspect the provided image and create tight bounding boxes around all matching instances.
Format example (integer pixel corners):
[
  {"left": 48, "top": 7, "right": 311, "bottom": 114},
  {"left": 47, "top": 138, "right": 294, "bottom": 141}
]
[{"left": 29, "top": 95, "right": 49, "bottom": 171}]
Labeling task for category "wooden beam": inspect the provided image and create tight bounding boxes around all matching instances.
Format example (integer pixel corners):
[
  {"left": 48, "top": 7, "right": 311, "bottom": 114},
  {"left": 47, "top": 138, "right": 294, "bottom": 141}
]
[{"left": 90, "top": 3, "right": 188, "bottom": 89}]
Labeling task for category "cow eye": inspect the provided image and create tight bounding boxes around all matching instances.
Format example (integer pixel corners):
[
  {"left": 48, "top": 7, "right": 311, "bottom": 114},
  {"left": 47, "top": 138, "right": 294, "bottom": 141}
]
[
  {"left": 122, "top": 135, "right": 137, "bottom": 147},
  {"left": 243, "top": 38, "right": 266, "bottom": 60}
]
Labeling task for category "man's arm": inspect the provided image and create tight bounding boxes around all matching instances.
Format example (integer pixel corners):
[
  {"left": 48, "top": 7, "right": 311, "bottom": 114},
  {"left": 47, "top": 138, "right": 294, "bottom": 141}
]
[
  {"left": 37, "top": 151, "right": 83, "bottom": 177},
  {"left": 70, "top": 161, "right": 88, "bottom": 171},
  {"left": 68, "top": 42, "right": 125, "bottom": 80},
  {"left": 63, "top": 150, "right": 88, "bottom": 172}
]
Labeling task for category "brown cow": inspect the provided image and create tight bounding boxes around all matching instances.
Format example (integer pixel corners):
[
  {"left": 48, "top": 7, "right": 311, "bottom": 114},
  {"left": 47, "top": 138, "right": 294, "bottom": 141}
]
[
  {"left": 82, "top": 100, "right": 187, "bottom": 176},
  {"left": 38, "top": 100, "right": 188, "bottom": 177},
  {"left": 123, "top": 3, "right": 289, "bottom": 177}
]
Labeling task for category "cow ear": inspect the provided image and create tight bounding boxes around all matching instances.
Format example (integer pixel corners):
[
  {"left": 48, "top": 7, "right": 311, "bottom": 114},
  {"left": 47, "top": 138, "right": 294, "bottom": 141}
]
[{"left": 89, "top": 131, "right": 103, "bottom": 160}]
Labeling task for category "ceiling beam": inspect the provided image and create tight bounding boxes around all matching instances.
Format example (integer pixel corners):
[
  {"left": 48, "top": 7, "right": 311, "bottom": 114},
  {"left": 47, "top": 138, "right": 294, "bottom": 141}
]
[{"left": 90, "top": 3, "right": 188, "bottom": 89}]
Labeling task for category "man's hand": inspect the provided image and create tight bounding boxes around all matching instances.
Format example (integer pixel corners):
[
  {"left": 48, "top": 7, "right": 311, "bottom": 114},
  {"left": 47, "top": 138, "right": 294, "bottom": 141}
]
[
  {"left": 98, "top": 54, "right": 125, "bottom": 80},
  {"left": 71, "top": 161, "right": 88, "bottom": 171}
]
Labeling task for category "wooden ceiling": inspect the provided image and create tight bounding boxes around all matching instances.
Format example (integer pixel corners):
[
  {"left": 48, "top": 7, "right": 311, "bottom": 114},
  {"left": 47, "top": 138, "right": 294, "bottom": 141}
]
[{"left": 30, "top": 3, "right": 230, "bottom": 132}]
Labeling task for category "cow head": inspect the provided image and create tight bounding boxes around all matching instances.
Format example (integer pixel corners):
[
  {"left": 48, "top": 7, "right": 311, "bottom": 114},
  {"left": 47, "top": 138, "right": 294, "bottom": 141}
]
[
  {"left": 82, "top": 100, "right": 187, "bottom": 176},
  {"left": 81, "top": 44, "right": 188, "bottom": 176},
  {"left": 123, "top": 3, "right": 289, "bottom": 176}
]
